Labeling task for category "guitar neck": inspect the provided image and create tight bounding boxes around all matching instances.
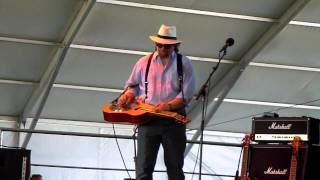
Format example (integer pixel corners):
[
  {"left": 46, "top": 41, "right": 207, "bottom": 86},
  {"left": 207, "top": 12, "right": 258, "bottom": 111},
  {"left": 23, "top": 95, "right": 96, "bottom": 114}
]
[
  {"left": 149, "top": 110, "right": 188, "bottom": 124},
  {"left": 289, "top": 152, "right": 298, "bottom": 180},
  {"left": 138, "top": 105, "right": 189, "bottom": 124},
  {"left": 289, "top": 136, "right": 301, "bottom": 180},
  {"left": 240, "top": 145, "right": 249, "bottom": 177},
  {"left": 238, "top": 134, "right": 252, "bottom": 180}
]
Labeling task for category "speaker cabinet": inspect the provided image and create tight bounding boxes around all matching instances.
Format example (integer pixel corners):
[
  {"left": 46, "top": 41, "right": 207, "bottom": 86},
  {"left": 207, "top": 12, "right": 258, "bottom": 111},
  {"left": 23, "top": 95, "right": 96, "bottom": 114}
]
[
  {"left": 305, "top": 144, "right": 320, "bottom": 179},
  {"left": 0, "top": 148, "right": 31, "bottom": 180},
  {"left": 249, "top": 144, "right": 308, "bottom": 180}
]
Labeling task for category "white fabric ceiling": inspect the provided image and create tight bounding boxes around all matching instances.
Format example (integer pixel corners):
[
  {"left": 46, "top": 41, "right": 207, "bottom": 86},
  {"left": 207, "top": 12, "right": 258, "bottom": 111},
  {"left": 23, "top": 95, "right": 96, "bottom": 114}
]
[{"left": 1, "top": 0, "right": 320, "bottom": 140}]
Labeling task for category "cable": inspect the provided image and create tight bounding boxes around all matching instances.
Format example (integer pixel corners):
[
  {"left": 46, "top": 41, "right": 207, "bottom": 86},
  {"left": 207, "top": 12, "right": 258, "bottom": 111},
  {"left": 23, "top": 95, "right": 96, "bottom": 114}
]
[
  {"left": 112, "top": 124, "right": 132, "bottom": 179},
  {"left": 193, "top": 97, "right": 320, "bottom": 129},
  {"left": 235, "top": 145, "right": 244, "bottom": 179},
  {"left": 190, "top": 137, "right": 201, "bottom": 180}
]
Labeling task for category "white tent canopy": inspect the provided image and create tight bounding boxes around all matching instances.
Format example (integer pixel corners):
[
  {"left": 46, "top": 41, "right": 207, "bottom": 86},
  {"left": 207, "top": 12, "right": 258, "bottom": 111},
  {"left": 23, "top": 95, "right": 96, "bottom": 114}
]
[{"left": 1, "top": 0, "right": 320, "bottom": 179}]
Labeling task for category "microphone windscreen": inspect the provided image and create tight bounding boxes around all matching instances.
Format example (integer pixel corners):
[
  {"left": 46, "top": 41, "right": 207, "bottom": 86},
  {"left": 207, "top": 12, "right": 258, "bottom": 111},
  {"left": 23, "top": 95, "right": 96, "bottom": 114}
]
[{"left": 226, "top": 38, "right": 234, "bottom": 46}]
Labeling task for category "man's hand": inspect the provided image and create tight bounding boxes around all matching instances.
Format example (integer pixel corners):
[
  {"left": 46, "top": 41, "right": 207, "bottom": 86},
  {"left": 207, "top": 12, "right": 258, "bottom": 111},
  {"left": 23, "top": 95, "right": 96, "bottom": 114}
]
[
  {"left": 154, "top": 98, "right": 185, "bottom": 112},
  {"left": 154, "top": 102, "right": 170, "bottom": 112},
  {"left": 117, "top": 93, "right": 135, "bottom": 107}
]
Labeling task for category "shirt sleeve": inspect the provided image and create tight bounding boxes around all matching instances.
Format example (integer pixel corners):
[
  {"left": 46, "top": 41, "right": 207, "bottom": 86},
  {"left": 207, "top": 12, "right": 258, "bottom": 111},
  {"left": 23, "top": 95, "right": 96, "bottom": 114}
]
[
  {"left": 124, "top": 58, "right": 143, "bottom": 96},
  {"left": 174, "top": 55, "right": 196, "bottom": 105}
]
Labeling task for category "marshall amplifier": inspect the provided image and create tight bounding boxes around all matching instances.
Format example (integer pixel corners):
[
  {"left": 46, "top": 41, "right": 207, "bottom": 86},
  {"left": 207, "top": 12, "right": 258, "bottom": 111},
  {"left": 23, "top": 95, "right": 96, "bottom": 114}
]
[
  {"left": 0, "top": 148, "right": 31, "bottom": 180},
  {"left": 252, "top": 117, "right": 319, "bottom": 143},
  {"left": 249, "top": 144, "right": 308, "bottom": 180},
  {"left": 305, "top": 144, "right": 320, "bottom": 179}
]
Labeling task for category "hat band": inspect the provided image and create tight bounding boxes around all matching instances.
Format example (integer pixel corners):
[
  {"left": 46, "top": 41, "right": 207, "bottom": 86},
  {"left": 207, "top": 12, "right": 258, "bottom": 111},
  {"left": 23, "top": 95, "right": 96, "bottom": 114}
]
[{"left": 157, "top": 34, "right": 177, "bottom": 40}]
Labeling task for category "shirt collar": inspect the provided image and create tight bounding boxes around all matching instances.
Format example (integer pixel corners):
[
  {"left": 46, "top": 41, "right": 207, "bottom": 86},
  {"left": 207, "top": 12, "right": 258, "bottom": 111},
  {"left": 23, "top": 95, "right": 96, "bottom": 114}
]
[{"left": 154, "top": 51, "right": 176, "bottom": 63}]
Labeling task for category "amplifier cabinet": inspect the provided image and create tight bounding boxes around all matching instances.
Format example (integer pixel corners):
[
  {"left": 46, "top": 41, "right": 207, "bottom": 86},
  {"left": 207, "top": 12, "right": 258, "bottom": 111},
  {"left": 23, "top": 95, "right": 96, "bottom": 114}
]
[
  {"left": 0, "top": 148, "right": 31, "bottom": 180},
  {"left": 305, "top": 144, "right": 320, "bottom": 179},
  {"left": 252, "top": 117, "right": 319, "bottom": 143},
  {"left": 248, "top": 144, "right": 308, "bottom": 180}
]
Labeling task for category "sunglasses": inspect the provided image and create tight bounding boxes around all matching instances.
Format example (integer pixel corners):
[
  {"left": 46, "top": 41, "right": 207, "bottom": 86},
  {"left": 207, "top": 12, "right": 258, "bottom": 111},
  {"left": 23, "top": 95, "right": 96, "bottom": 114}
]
[{"left": 156, "top": 43, "right": 173, "bottom": 49}]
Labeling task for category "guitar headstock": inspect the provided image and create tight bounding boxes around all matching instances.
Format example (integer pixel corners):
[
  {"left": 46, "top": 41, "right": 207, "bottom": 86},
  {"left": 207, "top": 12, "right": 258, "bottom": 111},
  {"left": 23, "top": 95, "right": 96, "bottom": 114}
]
[
  {"left": 292, "top": 136, "right": 301, "bottom": 151},
  {"left": 242, "top": 133, "right": 252, "bottom": 147}
]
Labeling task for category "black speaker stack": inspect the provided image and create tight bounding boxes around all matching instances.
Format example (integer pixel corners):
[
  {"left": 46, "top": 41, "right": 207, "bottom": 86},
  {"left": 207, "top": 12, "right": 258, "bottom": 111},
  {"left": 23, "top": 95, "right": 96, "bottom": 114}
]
[
  {"left": 0, "top": 148, "right": 31, "bottom": 180},
  {"left": 249, "top": 116, "right": 320, "bottom": 180}
]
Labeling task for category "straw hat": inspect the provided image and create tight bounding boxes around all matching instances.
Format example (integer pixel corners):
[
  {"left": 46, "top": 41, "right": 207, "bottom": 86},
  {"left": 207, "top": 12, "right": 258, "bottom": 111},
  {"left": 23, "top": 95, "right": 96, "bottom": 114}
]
[{"left": 149, "top": 24, "right": 182, "bottom": 44}]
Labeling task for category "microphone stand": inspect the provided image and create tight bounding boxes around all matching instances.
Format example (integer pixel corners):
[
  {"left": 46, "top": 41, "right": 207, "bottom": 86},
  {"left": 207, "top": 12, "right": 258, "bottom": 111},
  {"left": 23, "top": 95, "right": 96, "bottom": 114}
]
[{"left": 195, "top": 49, "right": 228, "bottom": 180}]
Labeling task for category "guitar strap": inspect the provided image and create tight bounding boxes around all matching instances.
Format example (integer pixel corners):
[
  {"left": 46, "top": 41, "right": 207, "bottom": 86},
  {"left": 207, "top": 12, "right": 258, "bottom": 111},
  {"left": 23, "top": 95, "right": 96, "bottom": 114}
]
[
  {"left": 144, "top": 52, "right": 154, "bottom": 102},
  {"left": 177, "top": 53, "right": 184, "bottom": 104},
  {"left": 144, "top": 52, "right": 184, "bottom": 102}
]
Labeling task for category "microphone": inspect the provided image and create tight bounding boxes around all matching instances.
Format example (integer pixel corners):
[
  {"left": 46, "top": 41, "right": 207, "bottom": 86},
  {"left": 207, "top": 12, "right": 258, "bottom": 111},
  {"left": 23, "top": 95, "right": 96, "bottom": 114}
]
[{"left": 219, "top": 38, "right": 234, "bottom": 52}]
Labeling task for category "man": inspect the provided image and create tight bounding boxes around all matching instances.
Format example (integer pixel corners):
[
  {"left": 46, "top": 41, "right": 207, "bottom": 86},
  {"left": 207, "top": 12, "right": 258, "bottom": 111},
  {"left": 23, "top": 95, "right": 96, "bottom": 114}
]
[
  {"left": 118, "top": 24, "right": 196, "bottom": 180},
  {"left": 30, "top": 174, "right": 42, "bottom": 180}
]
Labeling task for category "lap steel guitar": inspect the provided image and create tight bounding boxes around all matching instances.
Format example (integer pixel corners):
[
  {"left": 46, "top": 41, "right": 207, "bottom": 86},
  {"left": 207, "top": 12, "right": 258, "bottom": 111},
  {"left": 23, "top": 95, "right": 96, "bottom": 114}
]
[{"left": 102, "top": 101, "right": 191, "bottom": 125}]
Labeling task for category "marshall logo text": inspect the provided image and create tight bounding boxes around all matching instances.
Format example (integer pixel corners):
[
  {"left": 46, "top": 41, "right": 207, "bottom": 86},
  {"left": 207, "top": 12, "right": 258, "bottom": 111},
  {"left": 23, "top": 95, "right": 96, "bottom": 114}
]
[
  {"left": 268, "top": 122, "right": 292, "bottom": 130},
  {"left": 264, "top": 167, "right": 288, "bottom": 175}
]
